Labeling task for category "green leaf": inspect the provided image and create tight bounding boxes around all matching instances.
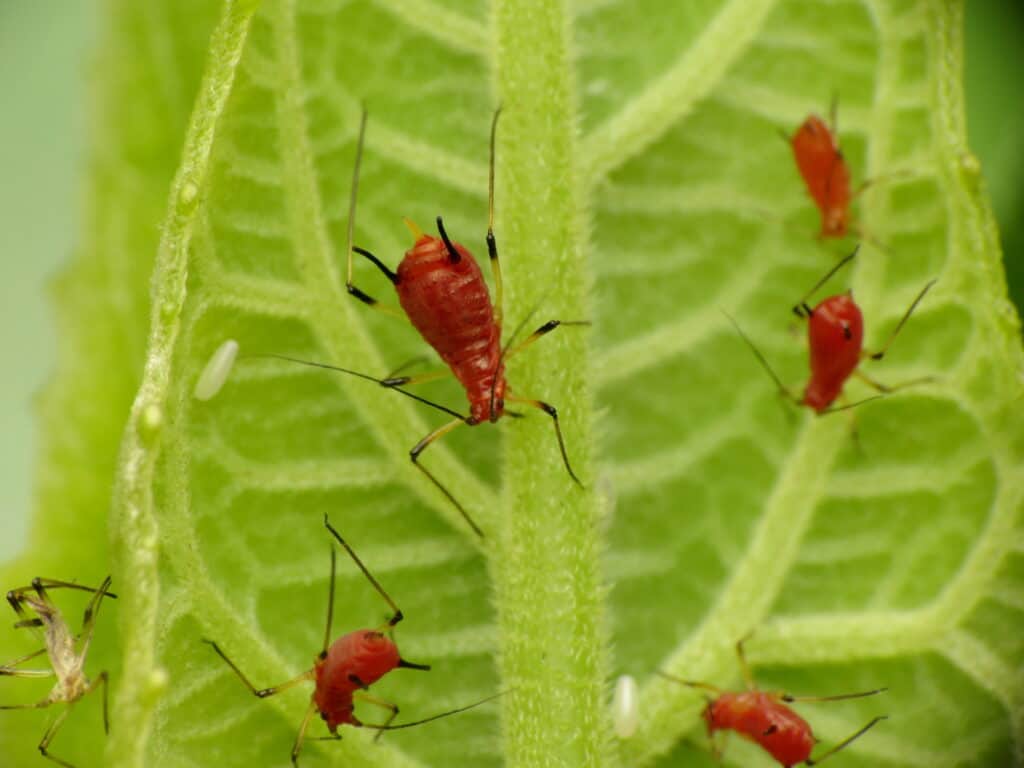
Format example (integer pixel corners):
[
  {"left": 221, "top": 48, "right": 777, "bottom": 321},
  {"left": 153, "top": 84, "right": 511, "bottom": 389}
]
[{"left": 6, "top": 1, "right": 1024, "bottom": 768}]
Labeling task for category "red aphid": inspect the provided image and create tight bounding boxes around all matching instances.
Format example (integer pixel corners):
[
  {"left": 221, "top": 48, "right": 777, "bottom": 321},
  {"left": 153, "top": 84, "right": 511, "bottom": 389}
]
[
  {"left": 789, "top": 113, "right": 852, "bottom": 238},
  {"left": 801, "top": 292, "right": 864, "bottom": 413},
  {"left": 729, "top": 247, "right": 935, "bottom": 414},
  {"left": 204, "top": 515, "right": 497, "bottom": 765},
  {"left": 703, "top": 690, "right": 816, "bottom": 766},
  {"left": 661, "top": 636, "right": 887, "bottom": 767},
  {"left": 394, "top": 226, "right": 506, "bottom": 425}
]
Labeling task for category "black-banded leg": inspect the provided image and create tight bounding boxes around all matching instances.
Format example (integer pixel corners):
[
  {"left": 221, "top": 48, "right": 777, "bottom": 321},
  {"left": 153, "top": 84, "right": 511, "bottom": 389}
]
[
  {"left": 486, "top": 107, "right": 504, "bottom": 329},
  {"left": 201, "top": 639, "right": 313, "bottom": 699},
  {"left": 505, "top": 395, "right": 581, "bottom": 487},
  {"left": 88, "top": 671, "right": 111, "bottom": 735},
  {"left": 734, "top": 633, "right": 758, "bottom": 692},
  {"left": 323, "top": 515, "right": 406, "bottom": 629},
  {"left": 353, "top": 691, "right": 400, "bottom": 742},
  {"left": 853, "top": 370, "right": 934, "bottom": 396},
  {"left": 0, "top": 646, "right": 51, "bottom": 677},
  {"left": 77, "top": 576, "right": 114, "bottom": 661},
  {"left": 380, "top": 368, "right": 452, "bottom": 389},
  {"left": 358, "top": 691, "right": 505, "bottom": 734},
  {"left": 37, "top": 704, "right": 74, "bottom": 768},
  {"left": 805, "top": 715, "right": 889, "bottom": 766},
  {"left": 344, "top": 108, "right": 405, "bottom": 319},
  {"left": 409, "top": 418, "right": 483, "bottom": 538},
  {"left": 504, "top": 320, "right": 591, "bottom": 360},
  {"left": 864, "top": 279, "right": 936, "bottom": 361},
  {"left": 291, "top": 699, "right": 318, "bottom": 767}
]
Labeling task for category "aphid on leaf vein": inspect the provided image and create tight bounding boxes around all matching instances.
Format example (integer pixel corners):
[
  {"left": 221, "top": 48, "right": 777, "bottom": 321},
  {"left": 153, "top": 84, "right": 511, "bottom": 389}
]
[
  {"left": 268, "top": 108, "right": 586, "bottom": 539},
  {"left": 728, "top": 247, "right": 936, "bottom": 414},
  {"left": 660, "top": 636, "right": 887, "bottom": 767},
  {"left": 1, "top": 577, "right": 116, "bottom": 768},
  {"left": 203, "top": 515, "right": 500, "bottom": 766}
]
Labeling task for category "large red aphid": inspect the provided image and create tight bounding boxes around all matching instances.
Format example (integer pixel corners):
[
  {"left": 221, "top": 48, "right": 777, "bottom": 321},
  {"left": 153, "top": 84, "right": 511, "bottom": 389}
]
[
  {"left": 332, "top": 108, "right": 584, "bottom": 537},
  {"left": 729, "top": 247, "right": 935, "bottom": 414},
  {"left": 661, "top": 637, "right": 887, "bottom": 767},
  {"left": 204, "top": 515, "right": 498, "bottom": 765},
  {"left": 788, "top": 110, "right": 852, "bottom": 239}
]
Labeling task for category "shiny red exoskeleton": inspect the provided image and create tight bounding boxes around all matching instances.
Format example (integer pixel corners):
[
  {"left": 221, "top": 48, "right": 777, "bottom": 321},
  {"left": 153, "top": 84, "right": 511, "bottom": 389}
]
[
  {"left": 313, "top": 628, "right": 402, "bottom": 731},
  {"left": 729, "top": 248, "right": 935, "bottom": 414},
  {"left": 801, "top": 292, "right": 864, "bottom": 413},
  {"left": 205, "top": 515, "right": 505, "bottom": 765},
  {"left": 661, "top": 636, "right": 887, "bottom": 767},
  {"left": 395, "top": 230, "right": 506, "bottom": 425},
  {"left": 704, "top": 690, "right": 815, "bottom": 766},
  {"left": 789, "top": 113, "right": 852, "bottom": 239}
]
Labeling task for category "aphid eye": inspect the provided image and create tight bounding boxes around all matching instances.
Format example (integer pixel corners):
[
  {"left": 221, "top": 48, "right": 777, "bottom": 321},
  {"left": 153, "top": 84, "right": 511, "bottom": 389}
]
[{"left": 842, "top": 322, "right": 852, "bottom": 341}]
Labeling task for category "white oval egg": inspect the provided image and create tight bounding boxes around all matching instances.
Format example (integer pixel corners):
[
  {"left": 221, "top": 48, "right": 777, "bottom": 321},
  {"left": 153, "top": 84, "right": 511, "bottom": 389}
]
[{"left": 194, "top": 339, "right": 239, "bottom": 401}]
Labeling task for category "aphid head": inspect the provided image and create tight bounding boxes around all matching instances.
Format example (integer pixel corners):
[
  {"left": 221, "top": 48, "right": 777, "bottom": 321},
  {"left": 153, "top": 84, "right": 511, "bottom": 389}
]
[{"left": 801, "top": 380, "right": 836, "bottom": 413}]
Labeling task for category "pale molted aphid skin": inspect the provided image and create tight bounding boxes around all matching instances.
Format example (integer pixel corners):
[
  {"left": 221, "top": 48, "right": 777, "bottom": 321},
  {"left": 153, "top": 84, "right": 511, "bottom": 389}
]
[
  {"left": 1, "top": 577, "right": 116, "bottom": 768},
  {"left": 193, "top": 338, "right": 239, "bottom": 401},
  {"left": 613, "top": 673, "right": 639, "bottom": 738}
]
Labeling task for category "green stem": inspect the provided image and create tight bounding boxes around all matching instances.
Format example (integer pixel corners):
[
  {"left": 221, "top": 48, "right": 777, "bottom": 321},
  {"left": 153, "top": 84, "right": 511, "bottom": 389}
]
[
  {"left": 106, "top": 2, "right": 258, "bottom": 766},
  {"left": 491, "top": 0, "right": 611, "bottom": 765}
]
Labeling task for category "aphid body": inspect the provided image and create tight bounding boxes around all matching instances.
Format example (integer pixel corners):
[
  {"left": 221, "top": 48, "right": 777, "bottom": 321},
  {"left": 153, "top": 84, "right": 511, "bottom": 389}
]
[
  {"left": 703, "top": 690, "right": 814, "bottom": 767},
  {"left": 2, "top": 577, "right": 115, "bottom": 767},
  {"left": 790, "top": 114, "right": 852, "bottom": 238},
  {"left": 313, "top": 628, "right": 401, "bottom": 731},
  {"left": 802, "top": 292, "right": 864, "bottom": 412},
  {"left": 395, "top": 229, "right": 505, "bottom": 424}
]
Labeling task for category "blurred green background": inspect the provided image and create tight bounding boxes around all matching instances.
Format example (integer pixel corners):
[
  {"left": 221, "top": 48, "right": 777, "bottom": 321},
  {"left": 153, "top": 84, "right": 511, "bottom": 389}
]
[{"left": 0, "top": 1, "right": 1022, "bottom": 564}]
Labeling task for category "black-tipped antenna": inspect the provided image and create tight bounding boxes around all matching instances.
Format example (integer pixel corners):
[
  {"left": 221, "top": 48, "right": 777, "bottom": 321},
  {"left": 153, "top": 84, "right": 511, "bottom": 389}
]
[
  {"left": 488, "top": 107, "right": 502, "bottom": 235},
  {"left": 323, "top": 515, "right": 402, "bottom": 625},
  {"left": 346, "top": 108, "right": 368, "bottom": 289},
  {"left": 248, "top": 354, "right": 465, "bottom": 420},
  {"left": 436, "top": 217, "right": 461, "bottom": 264},
  {"left": 359, "top": 691, "right": 506, "bottom": 731},
  {"left": 722, "top": 311, "right": 800, "bottom": 404},
  {"left": 792, "top": 246, "right": 859, "bottom": 318},
  {"left": 782, "top": 687, "right": 887, "bottom": 704}
]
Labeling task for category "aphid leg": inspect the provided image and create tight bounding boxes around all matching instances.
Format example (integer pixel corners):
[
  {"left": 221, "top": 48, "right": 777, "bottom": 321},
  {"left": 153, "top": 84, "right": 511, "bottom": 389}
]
[
  {"left": 380, "top": 369, "right": 452, "bottom": 389},
  {"left": 504, "top": 320, "right": 591, "bottom": 360},
  {"left": 202, "top": 639, "right": 313, "bottom": 698},
  {"left": 505, "top": 395, "right": 582, "bottom": 487},
  {"left": 13, "top": 579, "right": 117, "bottom": 600},
  {"left": 89, "top": 671, "right": 111, "bottom": 735},
  {"left": 865, "top": 279, "right": 937, "bottom": 361},
  {"left": 323, "top": 514, "right": 406, "bottom": 626},
  {"left": 0, "top": 646, "right": 52, "bottom": 677},
  {"left": 77, "top": 576, "right": 114, "bottom": 660},
  {"left": 344, "top": 109, "right": 404, "bottom": 319},
  {"left": 352, "top": 690, "right": 400, "bottom": 742},
  {"left": 734, "top": 633, "right": 757, "bottom": 691},
  {"left": 359, "top": 691, "right": 506, "bottom": 733},
  {"left": 655, "top": 671, "right": 724, "bottom": 696},
  {"left": 409, "top": 418, "right": 485, "bottom": 538},
  {"left": 805, "top": 715, "right": 888, "bottom": 766},
  {"left": 290, "top": 699, "right": 318, "bottom": 767},
  {"left": 791, "top": 247, "right": 859, "bottom": 318},
  {"left": 853, "top": 370, "right": 934, "bottom": 395},
  {"left": 37, "top": 704, "right": 74, "bottom": 768},
  {"left": 487, "top": 107, "right": 504, "bottom": 328}
]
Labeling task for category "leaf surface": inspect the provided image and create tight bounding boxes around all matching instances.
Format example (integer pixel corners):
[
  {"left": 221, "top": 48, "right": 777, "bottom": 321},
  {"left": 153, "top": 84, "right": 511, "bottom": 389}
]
[{"left": 4, "top": 1, "right": 1023, "bottom": 767}]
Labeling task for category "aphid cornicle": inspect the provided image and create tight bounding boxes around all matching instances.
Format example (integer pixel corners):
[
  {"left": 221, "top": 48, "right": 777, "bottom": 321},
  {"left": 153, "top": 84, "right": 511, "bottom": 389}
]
[
  {"left": 203, "top": 515, "right": 500, "bottom": 765},
  {"left": 728, "top": 247, "right": 936, "bottom": 414},
  {"left": 660, "top": 637, "right": 887, "bottom": 767},
  {"left": 1, "top": 576, "right": 116, "bottom": 768},
  {"left": 267, "top": 108, "right": 585, "bottom": 538}
]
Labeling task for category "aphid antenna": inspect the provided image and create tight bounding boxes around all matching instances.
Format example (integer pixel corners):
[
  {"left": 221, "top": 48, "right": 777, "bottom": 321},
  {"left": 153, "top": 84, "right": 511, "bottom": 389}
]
[
  {"left": 355, "top": 690, "right": 508, "bottom": 732},
  {"left": 867, "top": 278, "right": 937, "bottom": 361},
  {"left": 656, "top": 670, "right": 723, "bottom": 696},
  {"left": 791, "top": 246, "right": 859, "bottom": 319},
  {"left": 782, "top": 687, "right": 887, "bottom": 704},
  {"left": 322, "top": 515, "right": 403, "bottom": 627},
  {"left": 346, "top": 107, "right": 368, "bottom": 290},
  {"left": 828, "top": 91, "right": 839, "bottom": 135},
  {"left": 804, "top": 715, "right": 889, "bottom": 766},
  {"left": 722, "top": 311, "right": 800, "bottom": 406},
  {"left": 817, "top": 395, "right": 885, "bottom": 415},
  {"left": 246, "top": 353, "right": 466, "bottom": 421},
  {"left": 486, "top": 106, "right": 504, "bottom": 328}
]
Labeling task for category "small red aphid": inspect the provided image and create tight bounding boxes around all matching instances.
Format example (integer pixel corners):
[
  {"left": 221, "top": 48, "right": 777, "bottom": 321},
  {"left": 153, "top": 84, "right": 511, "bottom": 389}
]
[
  {"left": 729, "top": 247, "right": 935, "bottom": 414},
  {"left": 273, "top": 108, "right": 585, "bottom": 537},
  {"left": 204, "top": 515, "right": 499, "bottom": 765},
  {"left": 661, "top": 636, "right": 887, "bottom": 767},
  {"left": 788, "top": 108, "right": 853, "bottom": 239}
]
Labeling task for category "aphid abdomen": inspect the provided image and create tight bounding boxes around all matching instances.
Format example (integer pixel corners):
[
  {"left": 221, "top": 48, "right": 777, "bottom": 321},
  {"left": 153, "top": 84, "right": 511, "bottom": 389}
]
[
  {"left": 711, "top": 692, "right": 814, "bottom": 767},
  {"left": 791, "top": 115, "right": 852, "bottom": 238},
  {"left": 396, "top": 235, "right": 504, "bottom": 422},
  {"left": 314, "top": 630, "right": 401, "bottom": 730},
  {"left": 802, "top": 294, "right": 864, "bottom": 411}
]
